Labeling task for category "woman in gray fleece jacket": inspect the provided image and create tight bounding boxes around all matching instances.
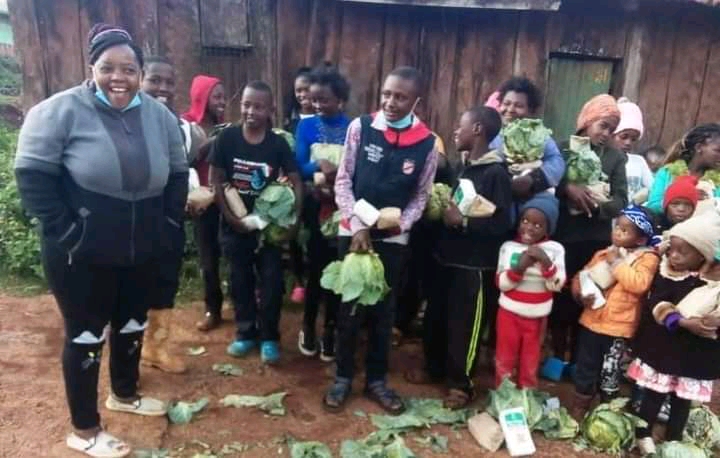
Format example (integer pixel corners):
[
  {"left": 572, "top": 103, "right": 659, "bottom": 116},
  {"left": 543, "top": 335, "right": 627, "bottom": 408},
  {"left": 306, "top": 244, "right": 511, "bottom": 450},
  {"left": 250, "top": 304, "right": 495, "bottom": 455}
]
[{"left": 14, "top": 24, "right": 188, "bottom": 458}]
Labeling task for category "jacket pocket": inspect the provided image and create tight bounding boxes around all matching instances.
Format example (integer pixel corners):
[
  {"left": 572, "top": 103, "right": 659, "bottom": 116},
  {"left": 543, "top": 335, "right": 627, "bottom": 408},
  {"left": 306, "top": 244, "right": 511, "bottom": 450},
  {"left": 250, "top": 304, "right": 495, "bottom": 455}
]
[{"left": 58, "top": 208, "right": 91, "bottom": 264}]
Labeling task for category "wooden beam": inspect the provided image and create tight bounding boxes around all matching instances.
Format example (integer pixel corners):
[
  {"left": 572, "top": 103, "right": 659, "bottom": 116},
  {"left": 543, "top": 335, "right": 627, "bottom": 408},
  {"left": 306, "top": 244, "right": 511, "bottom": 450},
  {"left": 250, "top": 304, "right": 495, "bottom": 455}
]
[
  {"left": 8, "top": 0, "right": 47, "bottom": 109},
  {"left": 338, "top": 0, "right": 560, "bottom": 10}
]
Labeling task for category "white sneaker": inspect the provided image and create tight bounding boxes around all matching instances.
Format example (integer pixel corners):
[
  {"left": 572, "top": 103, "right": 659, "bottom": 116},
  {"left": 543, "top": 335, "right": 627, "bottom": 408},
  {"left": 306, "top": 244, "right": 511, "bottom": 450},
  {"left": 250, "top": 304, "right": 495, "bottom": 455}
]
[
  {"left": 105, "top": 395, "right": 167, "bottom": 416},
  {"left": 636, "top": 437, "right": 656, "bottom": 455},
  {"left": 66, "top": 431, "right": 131, "bottom": 458}
]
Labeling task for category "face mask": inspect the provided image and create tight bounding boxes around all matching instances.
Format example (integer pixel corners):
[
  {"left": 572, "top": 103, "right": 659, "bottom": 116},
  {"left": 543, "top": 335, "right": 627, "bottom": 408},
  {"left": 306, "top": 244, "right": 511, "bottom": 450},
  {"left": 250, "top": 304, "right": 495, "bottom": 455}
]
[
  {"left": 95, "top": 87, "right": 141, "bottom": 112},
  {"left": 383, "top": 97, "right": 420, "bottom": 129}
]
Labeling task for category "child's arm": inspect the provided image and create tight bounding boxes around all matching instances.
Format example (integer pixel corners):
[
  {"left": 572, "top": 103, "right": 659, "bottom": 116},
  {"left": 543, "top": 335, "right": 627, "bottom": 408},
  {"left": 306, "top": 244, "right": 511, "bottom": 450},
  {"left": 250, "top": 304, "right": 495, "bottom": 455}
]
[
  {"left": 334, "top": 118, "right": 364, "bottom": 234},
  {"left": 646, "top": 167, "right": 671, "bottom": 215},
  {"left": 571, "top": 250, "right": 605, "bottom": 302},
  {"left": 496, "top": 242, "right": 525, "bottom": 291},
  {"left": 398, "top": 147, "right": 439, "bottom": 232},
  {"left": 295, "top": 118, "right": 316, "bottom": 181},
  {"left": 612, "top": 252, "right": 660, "bottom": 294},
  {"left": 465, "top": 168, "right": 513, "bottom": 236},
  {"left": 543, "top": 243, "right": 566, "bottom": 292}
]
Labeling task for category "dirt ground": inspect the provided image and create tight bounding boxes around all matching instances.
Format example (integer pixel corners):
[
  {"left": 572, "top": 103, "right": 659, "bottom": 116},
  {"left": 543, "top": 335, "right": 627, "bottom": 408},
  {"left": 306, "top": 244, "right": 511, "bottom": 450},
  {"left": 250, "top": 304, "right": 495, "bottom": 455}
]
[{"left": 0, "top": 293, "right": 714, "bottom": 458}]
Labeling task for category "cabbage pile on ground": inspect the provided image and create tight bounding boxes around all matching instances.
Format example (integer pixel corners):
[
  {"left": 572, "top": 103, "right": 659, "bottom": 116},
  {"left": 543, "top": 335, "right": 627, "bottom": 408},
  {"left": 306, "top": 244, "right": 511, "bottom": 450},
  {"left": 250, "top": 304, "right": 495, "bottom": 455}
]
[{"left": 574, "top": 398, "right": 645, "bottom": 454}]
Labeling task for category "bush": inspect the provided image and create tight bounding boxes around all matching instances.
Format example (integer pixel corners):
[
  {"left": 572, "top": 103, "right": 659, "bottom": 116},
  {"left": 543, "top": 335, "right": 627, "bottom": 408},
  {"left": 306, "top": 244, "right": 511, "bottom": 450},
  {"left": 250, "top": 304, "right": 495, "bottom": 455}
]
[{"left": 0, "top": 126, "right": 43, "bottom": 278}]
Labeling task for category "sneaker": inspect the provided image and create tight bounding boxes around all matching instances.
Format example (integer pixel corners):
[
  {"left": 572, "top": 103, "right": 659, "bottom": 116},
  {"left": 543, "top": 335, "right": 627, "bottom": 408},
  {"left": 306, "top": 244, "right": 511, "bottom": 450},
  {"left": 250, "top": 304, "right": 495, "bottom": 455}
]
[
  {"left": 320, "top": 332, "right": 336, "bottom": 362},
  {"left": 196, "top": 312, "right": 221, "bottom": 332},
  {"left": 66, "top": 431, "right": 131, "bottom": 458},
  {"left": 658, "top": 397, "right": 671, "bottom": 423},
  {"left": 105, "top": 395, "right": 167, "bottom": 416},
  {"left": 636, "top": 437, "right": 656, "bottom": 455},
  {"left": 298, "top": 329, "right": 318, "bottom": 357},
  {"left": 261, "top": 341, "right": 281, "bottom": 364},
  {"left": 227, "top": 340, "right": 256, "bottom": 357}
]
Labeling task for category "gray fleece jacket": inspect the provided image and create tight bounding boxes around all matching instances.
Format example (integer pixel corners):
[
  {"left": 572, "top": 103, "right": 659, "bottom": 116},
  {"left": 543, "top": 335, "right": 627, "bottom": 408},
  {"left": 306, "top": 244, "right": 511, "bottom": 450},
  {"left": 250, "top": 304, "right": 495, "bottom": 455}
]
[{"left": 15, "top": 81, "right": 189, "bottom": 266}]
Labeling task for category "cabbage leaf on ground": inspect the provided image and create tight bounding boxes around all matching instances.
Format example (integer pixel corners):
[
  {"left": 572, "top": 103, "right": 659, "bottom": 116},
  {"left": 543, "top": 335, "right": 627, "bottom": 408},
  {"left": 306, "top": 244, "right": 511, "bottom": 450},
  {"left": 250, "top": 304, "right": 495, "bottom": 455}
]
[
  {"left": 220, "top": 392, "right": 287, "bottom": 416},
  {"left": 167, "top": 397, "right": 209, "bottom": 424}
]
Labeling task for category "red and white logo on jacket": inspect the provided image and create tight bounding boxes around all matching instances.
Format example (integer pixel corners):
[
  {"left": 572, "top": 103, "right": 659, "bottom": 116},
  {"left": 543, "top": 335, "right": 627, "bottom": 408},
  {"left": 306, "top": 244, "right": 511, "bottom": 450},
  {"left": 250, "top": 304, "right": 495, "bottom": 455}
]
[{"left": 402, "top": 159, "right": 415, "bottom": 175}]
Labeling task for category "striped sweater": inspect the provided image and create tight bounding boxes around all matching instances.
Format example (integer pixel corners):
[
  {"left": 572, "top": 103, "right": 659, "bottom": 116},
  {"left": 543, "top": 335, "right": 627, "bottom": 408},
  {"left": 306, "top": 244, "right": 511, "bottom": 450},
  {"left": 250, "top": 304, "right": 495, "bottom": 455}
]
[{"left": 496, "top": 240, "right": 567, "bottom": 318}]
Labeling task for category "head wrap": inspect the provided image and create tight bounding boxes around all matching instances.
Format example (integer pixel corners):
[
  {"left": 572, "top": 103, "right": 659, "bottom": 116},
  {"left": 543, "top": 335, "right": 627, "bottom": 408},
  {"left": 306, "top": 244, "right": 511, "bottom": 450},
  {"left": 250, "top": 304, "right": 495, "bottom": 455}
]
[
  {"left": 614, "top": 97, "right": 644, "bottom": 139},
  {"left": 668, "top": 210, "right": 720, "bottom": 262},
  {"left": 620, "top": 205, "right": 655, "bottom": 243},
  {"left": 663, "top": 175, "right": 699, "bottom": 210},
  {"left": 576, "top": 94, "right": 620, "bottom": 134},
  {"left": 519, "top": 192, "right": 559, "bottom": 235},
  {"left": 87, "top": 23, "right": 143, "bottom": 67}
]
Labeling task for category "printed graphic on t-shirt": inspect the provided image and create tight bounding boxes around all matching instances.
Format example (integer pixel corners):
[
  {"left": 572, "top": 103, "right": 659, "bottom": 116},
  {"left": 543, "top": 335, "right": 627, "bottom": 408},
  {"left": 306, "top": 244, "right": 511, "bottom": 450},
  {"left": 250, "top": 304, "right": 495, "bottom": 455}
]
[{"left": 231, "top": 158, "right": 272, "bottom": 195}]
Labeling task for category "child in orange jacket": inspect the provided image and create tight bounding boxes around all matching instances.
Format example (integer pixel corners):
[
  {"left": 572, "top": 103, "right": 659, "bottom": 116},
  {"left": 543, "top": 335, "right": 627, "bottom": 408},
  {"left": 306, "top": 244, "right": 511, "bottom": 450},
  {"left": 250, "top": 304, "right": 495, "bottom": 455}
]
[{"left": 570, "top": 205, "right": 660, "bottom": 418}]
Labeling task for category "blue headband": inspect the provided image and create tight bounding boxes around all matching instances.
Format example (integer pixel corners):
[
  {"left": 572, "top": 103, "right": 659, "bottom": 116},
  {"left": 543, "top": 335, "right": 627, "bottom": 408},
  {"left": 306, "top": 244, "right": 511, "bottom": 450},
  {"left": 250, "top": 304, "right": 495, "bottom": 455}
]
[{"left": 621, "top": 205, "right": 655, "bottom": 244}]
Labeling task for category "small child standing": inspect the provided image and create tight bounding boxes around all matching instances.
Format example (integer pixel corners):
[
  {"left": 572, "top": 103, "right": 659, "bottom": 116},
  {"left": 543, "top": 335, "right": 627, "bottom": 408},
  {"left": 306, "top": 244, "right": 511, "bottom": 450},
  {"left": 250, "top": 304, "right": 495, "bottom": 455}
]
[
  {"left": 613, "top": 98, "right": 653, "bottom": 205},
  {"left": 570, "top": 206, "right": 660, "bottom": 418},
  {"left": 210, "top": 81, "right": 303, "bottom": 364},
  {"left": 495, "top": 193, "right": 566, "bottom": 388},
  {"left": 629, "top": 210, "right": 720, "bottom": 455},
  {"left": 655, "top": 175, "right": 699, "bottom": 237}
]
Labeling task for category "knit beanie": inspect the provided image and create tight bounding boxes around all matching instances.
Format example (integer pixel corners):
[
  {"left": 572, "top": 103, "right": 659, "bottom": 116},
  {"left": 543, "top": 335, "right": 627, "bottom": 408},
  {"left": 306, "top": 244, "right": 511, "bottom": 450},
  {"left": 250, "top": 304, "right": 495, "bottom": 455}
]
[
  {"left": 668, "top": 210, "right": 720, "bottom": 262},
  {"left": 663, "top": 175, "right": 699, "bottom": 210},
  {"left": 519, "top": 192, "right": 559, "bottom": 235},
  {"left": 485, "top": 91, "right": 501, "bottom": 112},
  {"left": 88, "top": 23, "right": 143, "bottom": 67},
  {"left": 576, "top": 94, "right": 620, "bottom": 134},
  {"left": 614, "top": 97, "right": 644, "bottom": 139}
]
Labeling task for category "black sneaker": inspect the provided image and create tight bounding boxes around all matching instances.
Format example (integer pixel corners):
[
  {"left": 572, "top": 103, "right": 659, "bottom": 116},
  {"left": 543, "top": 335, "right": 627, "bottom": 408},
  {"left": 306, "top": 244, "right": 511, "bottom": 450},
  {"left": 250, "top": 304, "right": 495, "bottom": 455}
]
[
  {"left": 298, "top": 329, "right": 318, "bottom": 357},
  {"left": 320, "top": 331, "right": 335, "bottom": 362}
]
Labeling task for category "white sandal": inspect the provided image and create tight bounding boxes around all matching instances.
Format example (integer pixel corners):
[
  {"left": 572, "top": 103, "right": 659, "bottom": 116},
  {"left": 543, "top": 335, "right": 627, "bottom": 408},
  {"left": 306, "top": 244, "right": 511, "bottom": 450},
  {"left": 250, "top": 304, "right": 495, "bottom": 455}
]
[{"left": 66, "top": 431, "right": 131, "bottom": 458}]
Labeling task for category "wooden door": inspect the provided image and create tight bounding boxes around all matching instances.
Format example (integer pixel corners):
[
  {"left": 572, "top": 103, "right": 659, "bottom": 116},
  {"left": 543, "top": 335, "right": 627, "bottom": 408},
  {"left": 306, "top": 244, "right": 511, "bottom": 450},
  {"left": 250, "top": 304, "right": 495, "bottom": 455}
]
[{"left": 543, "top": 56, "right": 615, "bottom": 143}]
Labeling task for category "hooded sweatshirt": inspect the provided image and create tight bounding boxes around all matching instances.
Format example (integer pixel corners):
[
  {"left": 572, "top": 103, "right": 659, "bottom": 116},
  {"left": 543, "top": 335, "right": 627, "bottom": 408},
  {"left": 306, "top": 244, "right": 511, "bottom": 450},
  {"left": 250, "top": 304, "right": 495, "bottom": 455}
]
[{"left": 182, "top": 75, "right": 223, "bottom": 186}]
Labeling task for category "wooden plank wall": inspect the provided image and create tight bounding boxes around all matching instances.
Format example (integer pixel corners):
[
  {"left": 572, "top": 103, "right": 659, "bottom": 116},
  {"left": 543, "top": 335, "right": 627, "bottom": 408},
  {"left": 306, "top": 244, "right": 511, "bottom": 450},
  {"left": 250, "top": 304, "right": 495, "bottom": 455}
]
[{"left": 9, "top": 0, "right": 720, "bottom": 150}]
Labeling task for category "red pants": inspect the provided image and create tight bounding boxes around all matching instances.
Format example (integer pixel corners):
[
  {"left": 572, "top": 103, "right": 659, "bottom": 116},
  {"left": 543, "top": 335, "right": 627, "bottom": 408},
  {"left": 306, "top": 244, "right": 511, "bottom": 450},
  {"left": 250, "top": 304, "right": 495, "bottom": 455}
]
[{"left": 495, "top": 307, "right": 546, "bottom": 388}]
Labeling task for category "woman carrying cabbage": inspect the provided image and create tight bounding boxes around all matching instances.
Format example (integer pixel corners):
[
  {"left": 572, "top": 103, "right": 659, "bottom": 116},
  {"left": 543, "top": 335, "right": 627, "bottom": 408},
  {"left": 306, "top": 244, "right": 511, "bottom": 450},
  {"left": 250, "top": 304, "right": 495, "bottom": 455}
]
[
  {"left": 294, "top": 66, "right": 352, "bottom": 362},
  {"left": 551, "top": 95, "right": 627, "bottom": 368}
]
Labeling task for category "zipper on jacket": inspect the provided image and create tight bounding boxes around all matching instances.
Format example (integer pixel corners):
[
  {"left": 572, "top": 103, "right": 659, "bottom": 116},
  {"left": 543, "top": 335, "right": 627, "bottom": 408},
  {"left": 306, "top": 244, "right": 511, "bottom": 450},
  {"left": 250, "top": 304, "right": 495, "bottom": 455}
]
[
  {"left": 67, "top": 209, "right": 90, "bottom": 265},
  {"left": 130, "top": 200, "right": 136, "bottom": 264}
]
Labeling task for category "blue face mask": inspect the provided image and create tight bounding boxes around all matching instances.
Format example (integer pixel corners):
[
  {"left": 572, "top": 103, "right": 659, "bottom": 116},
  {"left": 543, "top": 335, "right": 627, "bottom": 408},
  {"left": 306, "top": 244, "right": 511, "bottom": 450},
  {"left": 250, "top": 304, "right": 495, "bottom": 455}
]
[
  {"left": 386, "top": 112, "right": 414, "bottom": 129},
  {"left": 95, "top": 87, "right": 141, "bottom": 112}
]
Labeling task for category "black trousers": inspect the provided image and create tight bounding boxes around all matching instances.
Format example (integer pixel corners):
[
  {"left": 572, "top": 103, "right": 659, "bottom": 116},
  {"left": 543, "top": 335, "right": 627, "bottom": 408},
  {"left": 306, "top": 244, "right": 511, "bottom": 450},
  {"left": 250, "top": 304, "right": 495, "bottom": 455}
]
[
  {"left": 636, "top": 388, "right": 691, "bottom": 441},
  {"left": 43, "top": 241, "right": 156, "bottom": 430},
  {"left": 423, "top": 263, "right": 485, "bottom": 393},
  {"left": 224, "top": 233, "right": 284, "bottom": 341},
  {"left": 574, "top": 325, "right": 627, "bottom": 398},
  {"left": 335, "top": 239, "right": 407, "bottom": 383},
  {"left": 550, "top": 240, "right": 607, "bottom": 362},
  {"left": 302, "top": 194, "right": 339, "bottom": 337},
  {"left": 395, "top": 223, "right": 436, "bottom": 334},
  {"left": 150, "top": 218, "right": 185, "bottom": 310},
  {"left": 194, "top": 205, "right": 223, "bottom": 316}
]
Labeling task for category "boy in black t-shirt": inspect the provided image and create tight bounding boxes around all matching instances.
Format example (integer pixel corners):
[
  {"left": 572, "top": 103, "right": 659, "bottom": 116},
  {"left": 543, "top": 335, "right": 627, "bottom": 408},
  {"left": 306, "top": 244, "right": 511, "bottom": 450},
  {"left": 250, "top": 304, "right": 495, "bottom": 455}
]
[{"left": 210, "top": 81, "right": 303, "bottom": 364}]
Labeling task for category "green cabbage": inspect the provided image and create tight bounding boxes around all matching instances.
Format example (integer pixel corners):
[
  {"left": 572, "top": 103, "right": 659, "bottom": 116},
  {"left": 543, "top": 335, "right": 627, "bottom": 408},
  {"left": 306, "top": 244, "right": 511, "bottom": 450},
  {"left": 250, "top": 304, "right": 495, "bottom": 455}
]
[
  {"left": 655, "top": 441, "right": 709, "bottom": 458},
  {"left": 320, "top": 252, "right": 390, "bottom": 306},
  {"left": 486, "top": 378, "right": 547, "bottom": 430},
  {"left": 502, "top": 118, "right": 552, "bottom": 164},
  {"left": 320, "top": 210, "right": 341, "bottom": 238},
  {"left": 262, "top": 224, "right": 291, "bottom": 246},
  {"left": 167, "top": 397, "right": 209, "bottom": 424},
  {"left": 255, "top": 183, "right": 297, "bottom": 228},
  {"left": 272, "top": 128, "right": 296, "bottom": 152},
  {"left": 684, "top": 405, "right": 720, "bottom": 452},
  {"left": 576, "top": 398, "right": 646, "bottom": 454},
  {"left": 563, "top": 136, "right": 606, "bottom": 185},
  {"left": 424, "top": 183, "right": 452, "bottom": 221}
]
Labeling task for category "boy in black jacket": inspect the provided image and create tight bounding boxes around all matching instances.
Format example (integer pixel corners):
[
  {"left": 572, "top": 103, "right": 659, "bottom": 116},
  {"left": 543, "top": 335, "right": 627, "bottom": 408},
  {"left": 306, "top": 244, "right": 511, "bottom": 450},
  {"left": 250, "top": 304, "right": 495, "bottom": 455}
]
[{"left": 412, "top": 106, "right": 513, "bottom": 409}]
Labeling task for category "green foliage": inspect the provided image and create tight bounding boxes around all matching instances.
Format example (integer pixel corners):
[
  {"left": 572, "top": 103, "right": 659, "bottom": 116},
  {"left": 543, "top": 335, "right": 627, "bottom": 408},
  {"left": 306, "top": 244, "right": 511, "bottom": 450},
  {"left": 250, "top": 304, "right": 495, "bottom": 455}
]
[
  {"left": 574, "top": 398, "right": 646, "bottom": 454},
  {"left": 320, "top": 252, "right": 390, "bottom": 306},
  {"left": 255, "top": 183, "right": 297, "bottom": 228},
  {"left": 0, "top": 57, "right": 21, "bottom": 97},
  {"left": 655, "top": 441, "right": 709, "bottom": 458},
  {"left": 424, "top": 183, "right": 452, "bottom": 221},
  {"left": 502, "top": 118, "right": 551, "bottom": 164},
  {"left": 167, "top": 397, "right": 209, "bottom": 425},
  {"left": 0, "top": 127, "right": 43, "bottom": 279}
]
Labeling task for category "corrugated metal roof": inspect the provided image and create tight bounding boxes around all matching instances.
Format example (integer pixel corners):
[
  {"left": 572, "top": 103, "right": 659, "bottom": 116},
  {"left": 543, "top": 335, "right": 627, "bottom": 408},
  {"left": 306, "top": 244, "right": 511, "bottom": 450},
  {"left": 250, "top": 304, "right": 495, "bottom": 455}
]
[{"left": 339, "top": 0, "right": 561, "bottom": 10}]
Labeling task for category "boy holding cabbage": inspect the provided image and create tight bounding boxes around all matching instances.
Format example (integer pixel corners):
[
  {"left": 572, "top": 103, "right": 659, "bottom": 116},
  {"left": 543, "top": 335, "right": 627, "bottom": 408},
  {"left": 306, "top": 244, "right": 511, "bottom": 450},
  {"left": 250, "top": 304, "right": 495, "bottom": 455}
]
[
  {"left": 210, "top": 81, "right": 303, "bottom": 365},
  {"left": 324, "top": 66, "right": 438, "bottom": 415}
]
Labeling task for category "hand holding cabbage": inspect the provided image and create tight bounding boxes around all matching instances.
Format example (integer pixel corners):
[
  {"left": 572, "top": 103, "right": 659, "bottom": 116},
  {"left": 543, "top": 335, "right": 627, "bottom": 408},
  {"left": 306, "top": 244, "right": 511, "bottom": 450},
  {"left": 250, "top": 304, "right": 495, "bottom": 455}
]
[
  {"left": 563, "top": 136, "right": 610, "bottom": 215},
  {"left": 320, "top": 252, "right": 390, "bottom": 306},
  {"left": 502, "top": 118, "right": 552, "bottom": 177}
]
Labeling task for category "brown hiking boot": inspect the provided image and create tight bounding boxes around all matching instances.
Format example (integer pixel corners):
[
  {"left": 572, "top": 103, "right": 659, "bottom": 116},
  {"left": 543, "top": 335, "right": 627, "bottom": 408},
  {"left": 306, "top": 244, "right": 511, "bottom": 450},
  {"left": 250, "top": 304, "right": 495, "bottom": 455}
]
[
  {"left": 570, "top": 391, "right": 594, "bottom": 421},
  {"left": 141, "top": 309, "right": 187, "bottom": 374},
  {"left": 196, "top": 312, "right": 221, "bottom": 332}
]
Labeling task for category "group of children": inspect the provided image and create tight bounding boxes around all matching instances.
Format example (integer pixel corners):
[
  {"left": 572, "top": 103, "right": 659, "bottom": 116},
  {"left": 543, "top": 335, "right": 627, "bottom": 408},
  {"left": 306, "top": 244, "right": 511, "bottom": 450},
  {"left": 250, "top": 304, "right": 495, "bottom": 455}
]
[{"left": 140, "top": 55, "right": 720, "bottom": 455}]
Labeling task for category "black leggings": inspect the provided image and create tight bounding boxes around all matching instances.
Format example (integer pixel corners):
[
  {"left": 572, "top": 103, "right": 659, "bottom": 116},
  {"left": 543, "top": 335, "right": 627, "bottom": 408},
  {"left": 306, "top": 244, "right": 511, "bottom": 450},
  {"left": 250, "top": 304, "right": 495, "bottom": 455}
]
[
  {"left": 43, "top": 241, "right": 157, "bottom": 430},
  {"left": 194, "top": 205, "right": 223, "bottom": 315},
  {"left": 635, "top": 388, "right": 691, "bottom": 441}
]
